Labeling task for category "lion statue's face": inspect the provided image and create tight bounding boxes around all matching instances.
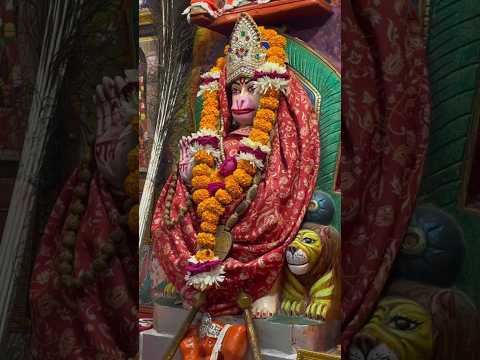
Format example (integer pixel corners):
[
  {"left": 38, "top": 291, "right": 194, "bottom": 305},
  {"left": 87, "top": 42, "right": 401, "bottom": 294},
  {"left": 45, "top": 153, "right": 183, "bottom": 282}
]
[
  {"left": 349, "top": 297, "right": 433, "bottom": 360},
  {"left": 286, "top": 229, "right": 322, "bottom": 275}
]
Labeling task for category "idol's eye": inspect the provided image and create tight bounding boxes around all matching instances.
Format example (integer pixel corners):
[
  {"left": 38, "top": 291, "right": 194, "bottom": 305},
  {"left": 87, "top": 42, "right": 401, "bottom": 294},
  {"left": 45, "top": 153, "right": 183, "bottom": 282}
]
[
  {"left": 232, "top": 86, "right": 241, "bottom": 95},
  {"left": 302, "top": 237, "right": 315, "bottom": 244},
  {"left": 388, "top": 316, "right": 422, "bottom": 331},
  {"left": 247, "top": 83, "right": 256, "bottom": 94}
]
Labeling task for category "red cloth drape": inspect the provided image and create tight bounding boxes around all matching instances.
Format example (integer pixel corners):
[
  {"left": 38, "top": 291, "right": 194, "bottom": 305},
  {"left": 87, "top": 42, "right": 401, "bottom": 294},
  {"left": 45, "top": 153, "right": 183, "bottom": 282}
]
[
  {"left": 30, "top": 169, "right": 138, "bottom": 359},
  {"left": 151, "top": 70, "right": 320, "bottom": 315},
  {"left": 341, "top": 0, "right": 430, "bottom": 352}
]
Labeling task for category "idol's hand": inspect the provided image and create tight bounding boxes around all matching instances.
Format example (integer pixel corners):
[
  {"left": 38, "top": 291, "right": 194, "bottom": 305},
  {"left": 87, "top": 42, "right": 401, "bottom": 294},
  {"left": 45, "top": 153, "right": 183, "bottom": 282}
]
[
  {"left": 94, "top": 76, "right": 138, "bottom": 191},
  {"left": 178, "top": 136, "right": 194, "bottom": 184}
]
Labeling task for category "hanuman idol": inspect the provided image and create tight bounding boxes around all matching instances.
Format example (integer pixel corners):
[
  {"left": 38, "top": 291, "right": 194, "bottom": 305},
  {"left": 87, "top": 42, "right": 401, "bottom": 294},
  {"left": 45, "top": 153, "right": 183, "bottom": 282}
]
[{"left": 150, "top": 13, "right": 339, "bottom": 357}]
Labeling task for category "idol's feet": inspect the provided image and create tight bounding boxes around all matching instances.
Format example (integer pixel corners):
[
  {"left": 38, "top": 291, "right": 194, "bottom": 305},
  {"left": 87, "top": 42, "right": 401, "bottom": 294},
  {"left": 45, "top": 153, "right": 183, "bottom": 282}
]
[{"left": 252, "top": 292, "right": 279, "bottom": 318}]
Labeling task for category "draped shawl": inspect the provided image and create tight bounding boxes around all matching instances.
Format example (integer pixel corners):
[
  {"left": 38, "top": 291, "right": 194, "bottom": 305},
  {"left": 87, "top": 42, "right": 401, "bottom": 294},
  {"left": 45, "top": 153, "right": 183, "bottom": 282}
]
[
  {"left": 341, "top": 0, "right": 431, "bottom": 352},
  {"left": 152, "top": 69, "right": 320, "bottom": 315}
]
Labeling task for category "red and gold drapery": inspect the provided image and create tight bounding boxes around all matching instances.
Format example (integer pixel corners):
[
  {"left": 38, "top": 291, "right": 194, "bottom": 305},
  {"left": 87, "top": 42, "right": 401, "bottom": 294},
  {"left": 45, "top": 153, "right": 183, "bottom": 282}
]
[
  {"left": 151, "top": 70, "right": 320, "bottom": 315},
  {"left": 30, "top": 170, "right": 138, "bottom": 359},
  {"left": 341, "top": 0, "right": 431, "bottom": 351}
]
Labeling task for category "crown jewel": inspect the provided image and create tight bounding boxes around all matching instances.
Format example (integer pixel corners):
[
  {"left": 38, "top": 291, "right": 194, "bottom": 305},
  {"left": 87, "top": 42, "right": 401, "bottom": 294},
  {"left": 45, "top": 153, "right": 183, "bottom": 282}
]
[{"left": 226, "top": 13, "right": 267, "bottom": 84}]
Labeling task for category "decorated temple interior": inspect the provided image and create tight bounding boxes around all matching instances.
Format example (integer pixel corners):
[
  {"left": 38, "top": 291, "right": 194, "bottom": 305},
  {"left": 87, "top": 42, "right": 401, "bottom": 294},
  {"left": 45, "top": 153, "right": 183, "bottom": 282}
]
[{"left": 0, "top": 0, "right": 479, "bottom": 359}]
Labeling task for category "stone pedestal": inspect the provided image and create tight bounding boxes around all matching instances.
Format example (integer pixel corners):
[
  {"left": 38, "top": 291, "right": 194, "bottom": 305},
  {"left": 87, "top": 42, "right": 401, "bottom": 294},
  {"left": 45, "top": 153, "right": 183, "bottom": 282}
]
[{"left": 139, "top": 302, "right": 340, "bottom": 359}]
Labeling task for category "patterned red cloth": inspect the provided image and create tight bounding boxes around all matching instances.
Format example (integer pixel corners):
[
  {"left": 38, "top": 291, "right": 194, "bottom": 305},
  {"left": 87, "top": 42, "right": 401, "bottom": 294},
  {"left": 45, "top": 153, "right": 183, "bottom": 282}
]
[
  {"left": 151, "top": 69, "right": 320, "bottom": 315},
  {"left": 30, "top": 169, "right": 138, "bottom": 359},
  {"left": 341, "top": 0, "right": 430, "bottom": 352}
]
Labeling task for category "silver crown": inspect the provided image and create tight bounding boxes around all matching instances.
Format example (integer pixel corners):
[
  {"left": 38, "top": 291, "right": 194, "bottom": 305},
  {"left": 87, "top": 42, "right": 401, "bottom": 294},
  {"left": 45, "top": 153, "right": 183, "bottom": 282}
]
[{"left": 226, "top": 13, "right": 267, "bottom": 84}]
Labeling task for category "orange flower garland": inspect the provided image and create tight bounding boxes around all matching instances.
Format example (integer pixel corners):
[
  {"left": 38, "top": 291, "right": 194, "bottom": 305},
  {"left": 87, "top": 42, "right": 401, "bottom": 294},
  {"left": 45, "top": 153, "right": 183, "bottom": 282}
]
[
  {"left": 237, "top": 160, "right": 256, "bottom": 176},
  {"left": 194, "top": 150, "right": 215, "bottom": 167},
  {"left": 188, "top": 27, "right": 287, "bottom": 264}
]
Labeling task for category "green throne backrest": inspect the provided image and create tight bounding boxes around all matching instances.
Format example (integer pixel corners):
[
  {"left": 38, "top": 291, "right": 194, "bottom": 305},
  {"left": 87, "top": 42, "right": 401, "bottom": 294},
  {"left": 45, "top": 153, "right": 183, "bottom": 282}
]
[
  {"left": 194, "top": 36, "right": 342, "bottom": 230},
  {"left": 416, "top": 1, "right": 480, "bottom": 306}
]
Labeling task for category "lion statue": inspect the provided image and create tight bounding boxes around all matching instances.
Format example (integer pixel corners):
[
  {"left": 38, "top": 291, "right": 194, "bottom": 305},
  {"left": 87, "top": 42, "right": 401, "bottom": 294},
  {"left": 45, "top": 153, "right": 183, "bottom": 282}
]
[
  {"left": 348, "top": 296, "right": 433, "bottom": 360},
  {"left": 348, "top": 279, "right": 479, "bottom": 360},
  {"left": 281, "top": 222, "right": 340, "bottom": 320}
]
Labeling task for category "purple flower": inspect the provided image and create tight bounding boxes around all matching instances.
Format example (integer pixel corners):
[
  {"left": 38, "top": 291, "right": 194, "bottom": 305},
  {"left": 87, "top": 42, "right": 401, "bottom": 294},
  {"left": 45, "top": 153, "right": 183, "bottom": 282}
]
[
  {"left": 201, "top": 77, "right": 217, "bottom": 85},
  {"left": 191, "top": 136, "right": 219, "bottom": 148},
  {"left": 186, "top": 259, "right": 223, "bottom": 275},
  {"left": 208, "top": 182, "right": 225, "bottom": 196},
  {"left": 253, "top": 71, "right": 289, "bottom": 80},
  {"left": 219, "top": 156, "right": 237, "bottom": 176},
  {"left": 239, "top": 145, "right": 267, "bottom": 161}
]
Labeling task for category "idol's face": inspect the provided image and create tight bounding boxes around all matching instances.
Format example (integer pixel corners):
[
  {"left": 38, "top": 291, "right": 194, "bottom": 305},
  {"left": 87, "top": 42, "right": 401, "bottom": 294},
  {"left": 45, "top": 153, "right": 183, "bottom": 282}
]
[{"left": 231, "top": 77, "right": 260, "bottom": 127}]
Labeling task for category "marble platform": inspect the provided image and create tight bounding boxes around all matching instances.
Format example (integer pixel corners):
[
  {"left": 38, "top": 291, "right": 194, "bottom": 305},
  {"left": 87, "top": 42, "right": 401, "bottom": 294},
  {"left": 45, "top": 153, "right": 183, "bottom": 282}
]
[{"left": 140, "top": 299, "right": 340, "bottom": 360}]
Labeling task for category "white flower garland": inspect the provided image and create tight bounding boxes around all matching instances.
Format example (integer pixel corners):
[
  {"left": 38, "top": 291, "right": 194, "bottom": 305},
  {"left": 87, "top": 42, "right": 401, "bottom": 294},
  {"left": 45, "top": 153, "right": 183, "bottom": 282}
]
[
  {"left": 255, "top": 77, "right": 289, "bottom": 95},
  {"left": 240, "top": 137, "right": 272, "bottom": 154},
  {"left": 197, "top": 81, "right": 220, "bottom": 97},
  {"left": 185, "top": 264, "right": 226, "bottom": 292},
  {"left": 238, "top": 152, "right": 265, "bottom": 169},
  {"left": 257, "top": 62, "right": 287, "bottom": 75}
]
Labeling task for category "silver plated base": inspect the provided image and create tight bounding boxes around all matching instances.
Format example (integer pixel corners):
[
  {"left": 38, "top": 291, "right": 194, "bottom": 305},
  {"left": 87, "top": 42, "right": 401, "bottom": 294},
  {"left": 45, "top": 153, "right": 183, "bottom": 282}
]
[{"left": 140, "top": 302, "right": 340, "bottom": 360}]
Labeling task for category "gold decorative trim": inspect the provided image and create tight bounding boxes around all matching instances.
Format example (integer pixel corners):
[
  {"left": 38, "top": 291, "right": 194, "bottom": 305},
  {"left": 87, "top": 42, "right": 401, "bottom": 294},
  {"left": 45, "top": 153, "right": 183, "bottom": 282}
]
[
  {"left": 284, "top": 34, "right": 341, "bottom": 194},
  {"left": 140, "top": 8, "right": 153, "bottom": 26},
  {"left": 289, "top": 68, "right": 322, "bottom": 117},
  {"left": 297, "top": 349, "right": 340, "bottom": 360},
  {"left": 418, "top": 0, "right": 431, "bottom": 41}
]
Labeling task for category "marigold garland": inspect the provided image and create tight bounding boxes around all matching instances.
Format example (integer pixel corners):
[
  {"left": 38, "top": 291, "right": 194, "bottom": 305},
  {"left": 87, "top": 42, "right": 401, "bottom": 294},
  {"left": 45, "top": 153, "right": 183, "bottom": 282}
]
[
  {"left": 256, "top": 108, "right": 276, "bottom": 123},
  {"left": 127, "top": 147, "right": 139, "bottom": 172},
  {"left": 187, "top": 26, "right": 287, "bottom": 266},
  {"left": 191, "top": 175, "right": 210, "bottom": 189},
  {"left": 192, "top": 163, "right": 212, "bottom": 177},
  {"left": 267, "top": 46, "right": 286, "bottom": 59},
  {"left": 200, "top": 222, "right": 217, "bottom": 234},
  {"left": 197, "top": 232, "right": 216, "bottom": 248},
  {"left": 269, "top": 56, "right": 286, "bottom": 65},
  {"left": 233, "top": 169, "right": 253, "bottom": 188},
  {"left": 129, "top": 114, "right": 139, "bottom": 134},
  {"left": 253, "top": 117, "right": 273, "bottom": 133},
  {"left": 200, "top": 114, "right": 218, "bottom": 130},
  {"left": 201, "top": 106, "right": 220, "bottom": 118},
  {"left": 237, "top": 160, "right": 256, "bottom": 176},
  {"left": 201, "top": 210, "right": 220, "bottom": 224},
  {"left": 194, "top": 150, "right": 215, "bottom": 167},
  {"left": 124, "top": 170, "right": 139, "bottom": 200},
  {"left": 249, "top": 128, "right": 270, "bottom": 145},
  {"left": 216, "top": 57, "right": 226, "bottom": 68},
  {"left": 224, "top": 176, "right": 243, "bottom": 198},
  {"left": 215, "top": 189, "right": 233, "bottom": 205},
  {"left": 209, "top": 170, "right": 222, "bottom": 183},
  {"left": 196, "top": 248, "right": 216, "bottom": 261},
  {"left": 259, "top": 97, "right": 279, "bottom": 110},
  {"left": 266, "top": 88, "right": 279, "bottom": 98},
  {"left": 270, "top": 34, "right": 287, "bottom": 48},
  {"left": 202, "top": 197, "right": 224, "bottom": 215},
  {"left": 193, "top": 189, "right": 210, "bottom": 204}
]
